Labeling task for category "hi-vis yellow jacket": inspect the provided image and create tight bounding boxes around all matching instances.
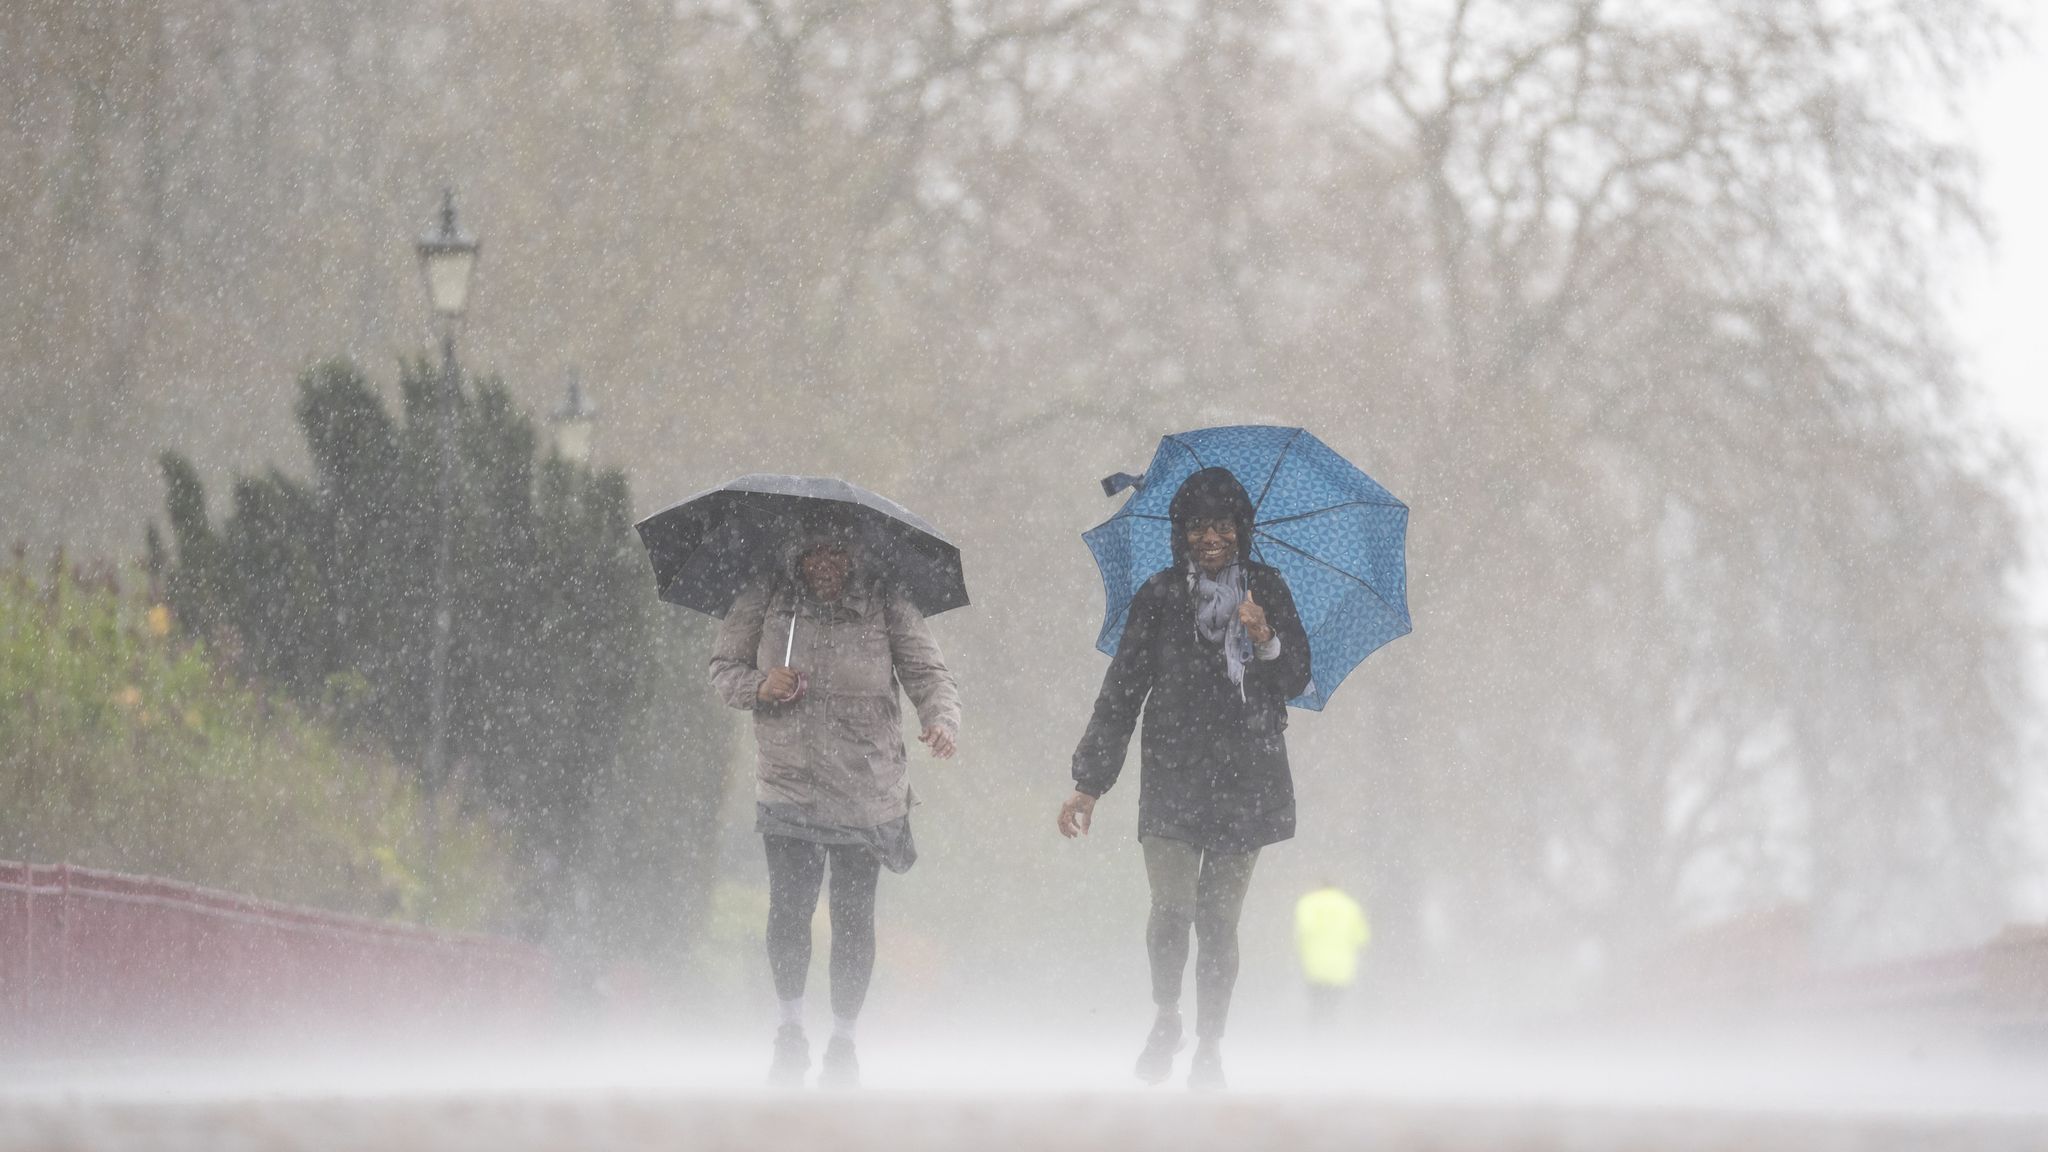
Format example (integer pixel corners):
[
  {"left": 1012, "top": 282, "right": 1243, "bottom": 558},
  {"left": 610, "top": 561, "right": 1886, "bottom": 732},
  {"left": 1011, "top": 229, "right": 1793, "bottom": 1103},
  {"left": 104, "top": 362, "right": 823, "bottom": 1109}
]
[{"left": 1295, "top": 886, "right": 1370, "bottom": 987}]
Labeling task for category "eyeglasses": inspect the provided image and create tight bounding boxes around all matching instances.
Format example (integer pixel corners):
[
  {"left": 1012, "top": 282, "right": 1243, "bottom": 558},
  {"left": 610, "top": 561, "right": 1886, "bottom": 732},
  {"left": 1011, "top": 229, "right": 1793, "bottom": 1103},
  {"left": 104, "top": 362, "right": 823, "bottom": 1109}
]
[{"left": 1184, "top": 519, "right": 1237, "bottom": 539}]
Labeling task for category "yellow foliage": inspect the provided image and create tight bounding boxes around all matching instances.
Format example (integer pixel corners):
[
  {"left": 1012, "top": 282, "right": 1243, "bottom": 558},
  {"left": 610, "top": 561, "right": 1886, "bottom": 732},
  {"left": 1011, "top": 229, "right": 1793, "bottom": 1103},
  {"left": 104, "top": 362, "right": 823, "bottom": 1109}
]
[{"left": 0, "top": 560, "right": 518, "bottom": 932}]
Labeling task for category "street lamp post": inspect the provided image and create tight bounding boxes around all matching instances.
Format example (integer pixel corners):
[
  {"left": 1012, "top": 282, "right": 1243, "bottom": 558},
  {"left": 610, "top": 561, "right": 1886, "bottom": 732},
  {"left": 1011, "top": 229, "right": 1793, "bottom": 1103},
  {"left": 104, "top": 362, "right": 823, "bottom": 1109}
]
[
  {"left": 415, "top": 189, "right": 480, "bottom": 795},
  {"left": 549, "top": 368, "right": 599, "bottom": 467}
]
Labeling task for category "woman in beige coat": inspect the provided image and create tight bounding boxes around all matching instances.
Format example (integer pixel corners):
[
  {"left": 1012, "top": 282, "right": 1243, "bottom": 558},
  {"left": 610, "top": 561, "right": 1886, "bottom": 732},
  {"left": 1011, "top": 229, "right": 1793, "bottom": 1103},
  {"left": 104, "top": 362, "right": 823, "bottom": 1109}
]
[{"left": 710, "top": 519, "right": 960, "bottom": 1089}]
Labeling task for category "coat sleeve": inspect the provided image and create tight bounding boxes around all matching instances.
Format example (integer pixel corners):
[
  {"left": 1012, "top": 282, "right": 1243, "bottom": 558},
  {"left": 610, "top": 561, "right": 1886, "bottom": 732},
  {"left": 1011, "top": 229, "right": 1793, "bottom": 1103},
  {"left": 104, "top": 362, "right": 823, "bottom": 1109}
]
[
  {"left": 1070, "top": 577, "right": 1162, "bottom": 798},
  {"left": 709, "top": 582, "right": 772, "bottom": 711},
  {"left": 1245, "top": 568, "right": 1312, "bottom": 702},
  {"left": 886, "top": 594, "right": 962, "bottom": 735}
]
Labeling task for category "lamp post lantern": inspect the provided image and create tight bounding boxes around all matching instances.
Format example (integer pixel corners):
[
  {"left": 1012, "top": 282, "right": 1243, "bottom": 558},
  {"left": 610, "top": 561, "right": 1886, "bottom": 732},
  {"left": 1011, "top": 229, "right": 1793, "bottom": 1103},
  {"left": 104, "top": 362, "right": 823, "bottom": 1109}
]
[
  {"left": 549, "top": 369, "right": 599, "bottom": 466},
  {"left": 415, "top": 188, "right": 480, "bottom": 796},
  {"left": 417, "top": 191, "right": 479, "bottom": 319}
]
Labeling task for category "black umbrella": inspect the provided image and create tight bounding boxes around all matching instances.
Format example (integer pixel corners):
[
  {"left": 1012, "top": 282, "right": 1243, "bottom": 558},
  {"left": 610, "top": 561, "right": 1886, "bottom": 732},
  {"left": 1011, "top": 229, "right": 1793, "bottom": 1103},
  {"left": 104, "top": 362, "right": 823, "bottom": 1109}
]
[{"left": 634, "top": 474, "right": 969, "bottom": 618}]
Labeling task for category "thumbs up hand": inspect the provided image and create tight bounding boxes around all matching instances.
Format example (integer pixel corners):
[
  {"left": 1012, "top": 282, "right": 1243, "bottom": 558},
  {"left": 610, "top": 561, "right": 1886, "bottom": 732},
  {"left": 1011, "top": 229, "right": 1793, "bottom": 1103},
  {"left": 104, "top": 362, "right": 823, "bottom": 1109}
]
[{"left": 1239, "top": 587, "right": 1273, "bottom": 646}]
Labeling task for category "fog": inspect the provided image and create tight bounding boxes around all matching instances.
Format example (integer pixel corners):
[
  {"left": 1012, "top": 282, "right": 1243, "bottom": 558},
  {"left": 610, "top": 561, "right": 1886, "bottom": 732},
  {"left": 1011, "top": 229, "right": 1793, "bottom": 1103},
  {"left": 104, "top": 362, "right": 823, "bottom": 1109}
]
[
  {"left": 6, "top": 1030, "right": 2048, "bottom": 1150},
  {"left": 3, "top": 0, "right": 2045, "bottom": 1145}
]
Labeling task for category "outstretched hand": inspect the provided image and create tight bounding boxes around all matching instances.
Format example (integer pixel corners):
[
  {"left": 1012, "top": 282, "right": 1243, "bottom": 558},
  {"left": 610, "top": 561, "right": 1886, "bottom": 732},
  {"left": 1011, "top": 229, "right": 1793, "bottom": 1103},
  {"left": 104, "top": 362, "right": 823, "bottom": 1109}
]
[
  {"left": 1057, "top": 790, "right": 1097, "bottom": 838},
  {"left": 919, "top": 724, "right": 957, "bottom": 759},
  {"left": 1239, "top": 588, "right": 1272, "bottom": 645}
]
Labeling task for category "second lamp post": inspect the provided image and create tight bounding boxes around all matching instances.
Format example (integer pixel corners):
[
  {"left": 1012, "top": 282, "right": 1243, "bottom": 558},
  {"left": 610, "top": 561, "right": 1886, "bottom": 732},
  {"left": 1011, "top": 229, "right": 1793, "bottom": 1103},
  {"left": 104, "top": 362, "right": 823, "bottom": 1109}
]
[{"left": 415, "top": 188, "right": 480, "bottom": 794}]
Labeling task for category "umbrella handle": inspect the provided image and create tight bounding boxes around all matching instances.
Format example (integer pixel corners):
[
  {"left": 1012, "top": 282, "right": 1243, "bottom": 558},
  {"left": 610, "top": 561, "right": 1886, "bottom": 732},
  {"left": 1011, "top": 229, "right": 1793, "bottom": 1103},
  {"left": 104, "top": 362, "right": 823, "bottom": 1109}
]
[
  {"left": 1239, "top": 566, "right": 1249, "bottom": 704},
  {"left": 785, "top": 612, "right": 797, "bottom": 667}
]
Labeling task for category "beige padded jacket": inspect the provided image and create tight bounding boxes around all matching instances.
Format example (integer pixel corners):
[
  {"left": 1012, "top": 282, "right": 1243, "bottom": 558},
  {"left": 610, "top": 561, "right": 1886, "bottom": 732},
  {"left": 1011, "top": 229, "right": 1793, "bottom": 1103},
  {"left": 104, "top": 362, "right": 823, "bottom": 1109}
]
[{"left": 710, "top": 577, "right": 960, "bottom": 829}]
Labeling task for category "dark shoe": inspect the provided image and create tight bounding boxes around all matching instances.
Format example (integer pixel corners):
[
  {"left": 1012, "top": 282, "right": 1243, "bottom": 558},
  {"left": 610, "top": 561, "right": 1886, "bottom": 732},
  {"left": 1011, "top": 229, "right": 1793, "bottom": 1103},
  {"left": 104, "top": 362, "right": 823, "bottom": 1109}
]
[
  {"left": 768, "top": 1023, "right": 809, "bottom": 1088},
  {"left": 1133, "top": 1012, "right": 1184, "bottom": 1085},
  {"left": 819, "top": 1035, "right": 861, "bottom": 1089},
  {"left": 1187, "top": 1039, "right": 1226, "bottom": 1092}
]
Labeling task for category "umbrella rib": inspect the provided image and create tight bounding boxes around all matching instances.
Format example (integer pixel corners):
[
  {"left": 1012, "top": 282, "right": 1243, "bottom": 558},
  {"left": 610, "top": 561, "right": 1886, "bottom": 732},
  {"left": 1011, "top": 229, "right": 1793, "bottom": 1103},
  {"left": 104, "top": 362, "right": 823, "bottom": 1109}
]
[
  {"left": 1251, "top": 529, "right": 1409, "bottom": 624},
  {"left": 1256, "top": 500, "right": 1405, "bottom": 528},
  {"left": 1138, "top": 501, "right": 1404, "bottom": 527},
  {"left": 1250, "top": 530, "right": 1371, "bottom": 590},
  {"left": 1162, "top": 434, "right": 1209, "bottom": 471},
  {"left": 1251, "top": 427, "right": 1305, "bottom": 513}
]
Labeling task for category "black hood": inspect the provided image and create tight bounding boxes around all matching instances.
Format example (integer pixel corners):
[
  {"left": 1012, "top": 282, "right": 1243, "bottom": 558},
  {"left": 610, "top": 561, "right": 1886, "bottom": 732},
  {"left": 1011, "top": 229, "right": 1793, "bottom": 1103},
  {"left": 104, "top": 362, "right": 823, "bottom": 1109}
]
[{"left": 1168, "top": 467, "right": 1257, "bottom": 569}]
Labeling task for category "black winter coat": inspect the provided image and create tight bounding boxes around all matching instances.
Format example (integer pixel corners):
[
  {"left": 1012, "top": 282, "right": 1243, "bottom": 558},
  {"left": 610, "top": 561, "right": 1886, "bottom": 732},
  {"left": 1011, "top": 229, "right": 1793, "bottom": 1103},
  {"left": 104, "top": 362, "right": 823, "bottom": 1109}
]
[{"left": 1071, "top": 561, "right": 1312, "bottom": 853}]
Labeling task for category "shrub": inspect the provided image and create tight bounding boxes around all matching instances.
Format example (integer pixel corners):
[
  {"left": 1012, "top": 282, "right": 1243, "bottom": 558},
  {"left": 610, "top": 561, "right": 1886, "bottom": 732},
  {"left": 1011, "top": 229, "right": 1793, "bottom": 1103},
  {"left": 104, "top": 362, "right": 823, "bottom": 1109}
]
[{"left": 0, "top": 553, "right": 515, "bottom": 930}]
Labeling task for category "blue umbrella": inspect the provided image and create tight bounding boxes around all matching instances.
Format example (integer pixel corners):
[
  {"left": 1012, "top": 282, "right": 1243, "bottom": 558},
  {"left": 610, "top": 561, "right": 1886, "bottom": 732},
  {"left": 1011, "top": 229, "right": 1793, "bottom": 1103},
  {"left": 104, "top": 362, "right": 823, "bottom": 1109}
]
[{"left": 1084, "top": 426, "right": 1410, "bottom": 710}]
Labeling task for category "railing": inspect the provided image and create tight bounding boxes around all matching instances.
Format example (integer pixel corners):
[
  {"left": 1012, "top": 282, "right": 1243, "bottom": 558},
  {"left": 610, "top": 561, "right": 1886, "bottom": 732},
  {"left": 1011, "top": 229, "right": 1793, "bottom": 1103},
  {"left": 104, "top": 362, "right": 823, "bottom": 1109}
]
[
  {"left": 1, "top": 860, "right": 552, "bottom": 1049},
  {"left": 1613, "top": 906, "right": 2048, "bottom": 1036}
]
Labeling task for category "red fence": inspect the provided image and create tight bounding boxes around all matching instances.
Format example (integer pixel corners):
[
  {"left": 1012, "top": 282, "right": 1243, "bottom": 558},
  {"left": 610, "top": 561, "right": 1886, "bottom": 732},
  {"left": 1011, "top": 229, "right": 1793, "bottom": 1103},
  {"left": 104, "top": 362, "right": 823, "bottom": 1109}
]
[
  {"left": 1, "top": 860, "right": 553, "bottom": 1050},
  {"left": 1616, "top": 906, "right": 2048, "bottom": 1037}
]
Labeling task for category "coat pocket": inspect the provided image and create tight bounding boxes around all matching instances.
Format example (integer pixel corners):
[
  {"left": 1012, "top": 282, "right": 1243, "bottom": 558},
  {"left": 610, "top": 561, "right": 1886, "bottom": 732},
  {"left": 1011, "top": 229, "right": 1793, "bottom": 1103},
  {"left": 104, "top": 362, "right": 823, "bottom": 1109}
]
[
  {"left": 826, "top": 693, "right": 899, "bottom": 757},
  {"left": 752, "top": 711, "right": 811, "bottom": 806},
  {"left": 818, "top": 694, "right": 906, "bottom": 824},
  {"left": 753, "top": 709, "right": 804, "bottom": 760}
]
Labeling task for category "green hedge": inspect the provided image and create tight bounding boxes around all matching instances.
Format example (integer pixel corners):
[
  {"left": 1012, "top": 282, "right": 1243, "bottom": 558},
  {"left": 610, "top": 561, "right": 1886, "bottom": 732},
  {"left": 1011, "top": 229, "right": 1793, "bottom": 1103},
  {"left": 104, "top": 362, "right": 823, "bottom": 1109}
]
[{"left": 0, "top": 555, "right": 514, "bottom": 931}]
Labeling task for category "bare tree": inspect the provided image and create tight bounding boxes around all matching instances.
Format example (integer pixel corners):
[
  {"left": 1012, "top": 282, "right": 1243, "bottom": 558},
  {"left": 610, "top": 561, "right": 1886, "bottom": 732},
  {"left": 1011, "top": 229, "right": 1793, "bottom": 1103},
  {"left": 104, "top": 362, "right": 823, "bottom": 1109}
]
[{"left": 1348, "top": 0, "right": 2022, "bottom": 974}]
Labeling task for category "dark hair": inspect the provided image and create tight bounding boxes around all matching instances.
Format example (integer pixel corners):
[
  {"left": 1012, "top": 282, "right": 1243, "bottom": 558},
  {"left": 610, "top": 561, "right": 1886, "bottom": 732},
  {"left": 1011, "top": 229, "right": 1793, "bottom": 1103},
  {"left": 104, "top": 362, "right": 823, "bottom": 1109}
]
[{"left": 1168, "top": 467, "right": 1257, "bottom": 569}]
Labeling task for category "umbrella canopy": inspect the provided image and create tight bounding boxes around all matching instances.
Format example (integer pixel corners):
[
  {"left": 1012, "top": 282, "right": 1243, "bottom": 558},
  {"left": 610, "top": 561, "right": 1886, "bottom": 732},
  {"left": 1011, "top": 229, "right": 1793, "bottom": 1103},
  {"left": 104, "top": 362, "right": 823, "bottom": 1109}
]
[
  {"left": 1085, "top": 426, "right": 1409, "bottom": 710},
  {"left": 635, "top": 474, "right": 968, "bottom": 618}
]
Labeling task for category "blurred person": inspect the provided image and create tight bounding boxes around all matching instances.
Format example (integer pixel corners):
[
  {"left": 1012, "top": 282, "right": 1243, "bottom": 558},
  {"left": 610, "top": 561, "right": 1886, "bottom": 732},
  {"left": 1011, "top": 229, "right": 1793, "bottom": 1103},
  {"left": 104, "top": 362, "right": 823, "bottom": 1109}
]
[
  {"left": 711, "top": 515, "right": 961, "bottom": 1089},
  {"left": 1057, "top": 467, "right": 1313, "bottom": 1091},
  {"left": 1295, "top": 881, "right": 1370, "bottom": 1027}
]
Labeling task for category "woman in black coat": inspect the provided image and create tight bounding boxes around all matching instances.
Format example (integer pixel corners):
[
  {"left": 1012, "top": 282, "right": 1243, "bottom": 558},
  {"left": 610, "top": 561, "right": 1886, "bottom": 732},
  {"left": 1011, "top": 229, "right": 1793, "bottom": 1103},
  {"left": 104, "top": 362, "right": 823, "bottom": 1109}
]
[{"left": 1057, "top": 467, "right": 1312, "bottom": 1091}]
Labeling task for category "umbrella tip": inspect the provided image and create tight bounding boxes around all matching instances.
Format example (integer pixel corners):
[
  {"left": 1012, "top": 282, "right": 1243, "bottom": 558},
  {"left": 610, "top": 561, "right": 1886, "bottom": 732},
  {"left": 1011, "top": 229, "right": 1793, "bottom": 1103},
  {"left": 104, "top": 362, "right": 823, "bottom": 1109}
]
[{"left": 1101, "top": 472, "right": 1146, "bottom": 498}]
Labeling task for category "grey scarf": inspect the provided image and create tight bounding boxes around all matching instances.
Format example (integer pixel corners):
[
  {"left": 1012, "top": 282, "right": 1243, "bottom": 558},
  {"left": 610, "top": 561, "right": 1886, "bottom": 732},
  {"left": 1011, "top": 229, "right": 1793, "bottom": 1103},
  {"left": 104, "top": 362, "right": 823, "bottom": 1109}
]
[{"left": 1189, "top": 561, "right": 1253, "bottom": 689}]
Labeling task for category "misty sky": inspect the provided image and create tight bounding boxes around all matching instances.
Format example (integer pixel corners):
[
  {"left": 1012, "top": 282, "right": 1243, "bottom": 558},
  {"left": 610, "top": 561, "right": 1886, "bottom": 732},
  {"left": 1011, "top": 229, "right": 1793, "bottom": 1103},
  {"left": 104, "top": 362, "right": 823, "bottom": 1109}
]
[
  {"left": 1964, "top": 2, "right": 2048, "bottom": 913},
  {"left": 1966, "top": 6, "right": 2048, "bottom": 509}
]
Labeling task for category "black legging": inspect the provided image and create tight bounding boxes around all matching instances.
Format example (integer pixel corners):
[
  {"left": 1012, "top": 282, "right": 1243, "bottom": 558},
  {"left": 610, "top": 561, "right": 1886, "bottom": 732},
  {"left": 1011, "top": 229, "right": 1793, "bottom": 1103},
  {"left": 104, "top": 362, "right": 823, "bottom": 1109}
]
[
  {"left": 764, "top": 835, "right": 882, "bottom": 1019},
  {"left": 1142, "top": 836, "right": 1260, "bottom": 1040}
]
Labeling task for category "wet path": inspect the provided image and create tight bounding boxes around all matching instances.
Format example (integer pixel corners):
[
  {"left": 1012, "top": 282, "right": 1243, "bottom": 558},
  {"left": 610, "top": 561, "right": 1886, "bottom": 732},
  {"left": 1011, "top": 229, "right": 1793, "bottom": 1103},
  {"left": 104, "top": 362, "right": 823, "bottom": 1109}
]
[
  {"left": 5, "top": 1037, "right": 2046, "bottom": 1151},
  {"left": 6, "top": 1092, "right": 2048, "bottom": 1152}
]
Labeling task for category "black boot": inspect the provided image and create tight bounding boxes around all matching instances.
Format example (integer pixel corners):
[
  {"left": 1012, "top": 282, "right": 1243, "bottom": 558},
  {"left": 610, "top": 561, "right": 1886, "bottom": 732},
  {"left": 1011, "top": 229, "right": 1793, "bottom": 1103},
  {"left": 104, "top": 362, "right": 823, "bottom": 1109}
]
[
  {"left": 1187, "top": 1038, "right": 1225, "bottom": 1092},
  {"left": 820, "top": 1035, "right": 861, "bottom": 1089},
  {"left": 1132, "top": 1010, "right": 1184, "bottom": 1085},
  {"left": 768, "top": 1023, "right": 809, "bottom": 1088}
]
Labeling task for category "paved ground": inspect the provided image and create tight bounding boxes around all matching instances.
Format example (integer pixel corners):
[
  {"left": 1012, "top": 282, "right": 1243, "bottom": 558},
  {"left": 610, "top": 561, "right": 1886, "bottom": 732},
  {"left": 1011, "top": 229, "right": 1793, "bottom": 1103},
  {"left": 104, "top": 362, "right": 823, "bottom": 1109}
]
[
  {"left": 5, "top": 1035, "right": 2047, "bottom": 1151},
  {"left": 6, "top": 1092, "right": 2048, "bottom": 1152}
]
